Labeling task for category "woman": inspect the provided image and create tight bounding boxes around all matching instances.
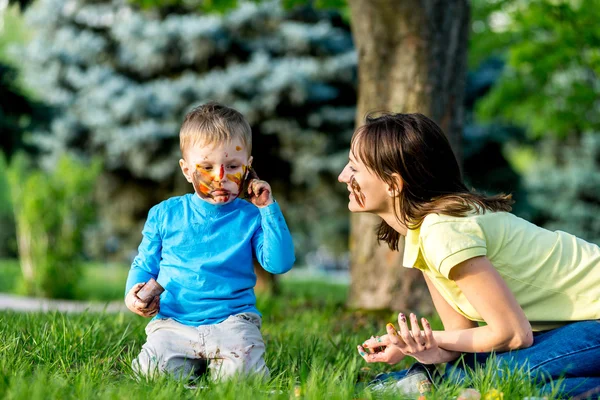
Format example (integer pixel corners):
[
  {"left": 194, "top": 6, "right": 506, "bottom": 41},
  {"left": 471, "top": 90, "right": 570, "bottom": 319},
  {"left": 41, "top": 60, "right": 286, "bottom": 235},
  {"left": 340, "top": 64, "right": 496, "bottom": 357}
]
[{"left": 338, "top": 112, "right": 600, "bottom": 398}]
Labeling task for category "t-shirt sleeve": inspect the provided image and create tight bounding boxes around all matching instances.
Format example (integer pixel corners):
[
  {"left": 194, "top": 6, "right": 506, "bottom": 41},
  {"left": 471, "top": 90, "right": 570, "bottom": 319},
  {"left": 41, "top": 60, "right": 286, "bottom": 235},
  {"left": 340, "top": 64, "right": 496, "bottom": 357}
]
[
  {"left": 421, "top": 219, "right": 487, "bottom": 279},
  {"left": 125, "top": 204, "right": 162, "bottom": 295},
  {"left": 251, "top": 201, "right": 295, "bottom": 274}
]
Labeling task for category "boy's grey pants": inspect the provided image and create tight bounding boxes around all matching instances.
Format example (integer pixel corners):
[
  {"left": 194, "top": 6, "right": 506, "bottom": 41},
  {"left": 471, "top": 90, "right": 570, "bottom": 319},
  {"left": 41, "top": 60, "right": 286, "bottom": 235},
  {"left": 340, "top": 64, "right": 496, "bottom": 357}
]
[{"left": 132, "top": 313, "right": 269, "bottom": 381}]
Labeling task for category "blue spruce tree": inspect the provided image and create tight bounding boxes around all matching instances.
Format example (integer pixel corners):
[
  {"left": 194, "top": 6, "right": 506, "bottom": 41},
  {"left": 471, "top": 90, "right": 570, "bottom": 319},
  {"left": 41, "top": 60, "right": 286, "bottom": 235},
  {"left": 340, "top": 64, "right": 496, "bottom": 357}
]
[{"left": 18, "top": 0, "right": 357, "bottom": 261}]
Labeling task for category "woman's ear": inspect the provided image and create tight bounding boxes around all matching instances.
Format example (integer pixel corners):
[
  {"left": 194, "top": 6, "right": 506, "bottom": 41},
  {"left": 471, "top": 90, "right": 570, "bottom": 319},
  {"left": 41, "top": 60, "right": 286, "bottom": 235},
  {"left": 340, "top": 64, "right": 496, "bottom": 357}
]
[{"left": 387, "top": 173, "right": 403, "bottom": 197}]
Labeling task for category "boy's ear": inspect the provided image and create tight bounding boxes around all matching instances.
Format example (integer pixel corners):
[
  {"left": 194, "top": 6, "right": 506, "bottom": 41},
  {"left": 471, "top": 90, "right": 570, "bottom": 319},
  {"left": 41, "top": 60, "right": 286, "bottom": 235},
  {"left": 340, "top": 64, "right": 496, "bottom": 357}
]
[
  {"left": 179, "top": 159, "right": 193, "bottom": 183},
  {"left": 247, "top": 156, "right": 253, "bottom": 167},
  {"left": 387, "top": 173, "right": 403, "bottom": 197}
]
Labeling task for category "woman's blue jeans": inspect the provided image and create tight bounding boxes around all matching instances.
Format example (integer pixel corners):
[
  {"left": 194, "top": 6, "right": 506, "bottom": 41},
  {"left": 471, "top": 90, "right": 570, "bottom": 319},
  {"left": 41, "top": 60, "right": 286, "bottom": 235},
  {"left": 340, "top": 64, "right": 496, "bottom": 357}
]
[{"left": 379, "top": 321, "right": 600, "bottom": 398}]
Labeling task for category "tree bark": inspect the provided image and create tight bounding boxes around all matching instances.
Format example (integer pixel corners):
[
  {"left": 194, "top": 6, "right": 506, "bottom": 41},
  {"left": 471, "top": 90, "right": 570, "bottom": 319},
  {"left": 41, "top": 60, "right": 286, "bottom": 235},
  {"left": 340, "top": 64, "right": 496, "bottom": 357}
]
[
  {"left": 15, "top": 216, "right": 35, "bottom": 282},
  {"left": 346, "top": 0, "right": 470, "bottom": 312}
]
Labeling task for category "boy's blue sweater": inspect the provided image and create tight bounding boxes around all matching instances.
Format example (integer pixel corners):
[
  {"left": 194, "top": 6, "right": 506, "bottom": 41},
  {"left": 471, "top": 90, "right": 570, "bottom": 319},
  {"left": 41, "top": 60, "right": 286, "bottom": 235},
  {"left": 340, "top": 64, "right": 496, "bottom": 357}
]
[{"left": 125, "top": 194, "right": 295, "bottom": 326}]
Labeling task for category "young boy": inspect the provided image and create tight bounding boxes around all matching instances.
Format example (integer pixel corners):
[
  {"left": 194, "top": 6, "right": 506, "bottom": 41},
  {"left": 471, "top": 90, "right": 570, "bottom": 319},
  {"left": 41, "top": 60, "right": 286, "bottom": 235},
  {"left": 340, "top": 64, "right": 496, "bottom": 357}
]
[{"left": 124, "top": 102, "right": 295, "bottom": 381}]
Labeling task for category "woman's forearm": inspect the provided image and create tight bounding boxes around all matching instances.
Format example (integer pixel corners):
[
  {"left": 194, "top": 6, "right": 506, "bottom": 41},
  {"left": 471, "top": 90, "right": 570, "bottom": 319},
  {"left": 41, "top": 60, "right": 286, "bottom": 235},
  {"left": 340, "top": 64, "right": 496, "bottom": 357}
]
[{"left": 433, "top": 325, "right": 533, "bottom": 353}]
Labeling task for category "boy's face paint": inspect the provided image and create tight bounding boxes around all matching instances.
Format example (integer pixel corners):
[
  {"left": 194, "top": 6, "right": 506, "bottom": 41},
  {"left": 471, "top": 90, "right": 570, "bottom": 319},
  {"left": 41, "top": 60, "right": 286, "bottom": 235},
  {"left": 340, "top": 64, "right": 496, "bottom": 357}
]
[
  {"left": 226, "top": 166, "right": 247, "bottom": 194},
  {"left": 181, "top": 138, "right": 251, "bottom": 205}
]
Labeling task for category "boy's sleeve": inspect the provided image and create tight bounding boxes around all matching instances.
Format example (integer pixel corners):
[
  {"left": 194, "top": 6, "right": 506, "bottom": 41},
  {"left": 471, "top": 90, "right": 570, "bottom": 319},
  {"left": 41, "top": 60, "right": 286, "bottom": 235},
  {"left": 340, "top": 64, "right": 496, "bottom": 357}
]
[
  {"left": 251, "top": 201, "right": 295, "bottom": 274},
  {"left": 421, "top": 220, "right": 487, "bottom": 279},
  {"left": 125, "top": 205, "right": 163, "bottom": 295}
]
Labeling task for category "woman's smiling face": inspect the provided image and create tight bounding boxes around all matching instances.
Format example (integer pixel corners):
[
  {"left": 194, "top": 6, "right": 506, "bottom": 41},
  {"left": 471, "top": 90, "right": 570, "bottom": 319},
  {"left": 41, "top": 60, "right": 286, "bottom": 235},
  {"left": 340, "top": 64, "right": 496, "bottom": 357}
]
[{"left": 337, "top": 146, "right": 393, "bottom": 214}]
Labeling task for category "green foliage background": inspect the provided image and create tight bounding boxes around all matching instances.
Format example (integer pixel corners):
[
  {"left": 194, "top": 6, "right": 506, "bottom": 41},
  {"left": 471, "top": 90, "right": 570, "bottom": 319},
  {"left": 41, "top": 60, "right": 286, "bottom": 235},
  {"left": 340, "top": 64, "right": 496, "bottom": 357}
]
[
  {"left": 473, "top": 0, "right": 600, "bottom": 242},
  {"left": 477, "top": 0, "right": 600, "bottom": 139},
  {"left": 7, "top": 155, "right": 101, "bottom": 298}
]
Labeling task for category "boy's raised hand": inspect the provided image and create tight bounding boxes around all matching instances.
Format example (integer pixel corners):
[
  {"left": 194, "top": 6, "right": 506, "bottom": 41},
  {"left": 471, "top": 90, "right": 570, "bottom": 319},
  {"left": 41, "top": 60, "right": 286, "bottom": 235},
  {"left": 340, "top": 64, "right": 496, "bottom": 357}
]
[
  {"left": 125, "top": 283, "right": 160, "bottom": 318},
  {"left": 247, "top": 179, "right": 274, "bottom": 207}
]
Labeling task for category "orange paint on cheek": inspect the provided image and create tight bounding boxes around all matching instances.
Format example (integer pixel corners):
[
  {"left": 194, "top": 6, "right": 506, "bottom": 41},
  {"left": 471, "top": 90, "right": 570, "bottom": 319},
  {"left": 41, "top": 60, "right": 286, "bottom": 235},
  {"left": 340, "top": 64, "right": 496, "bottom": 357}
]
[
  {"left": 194, "top": 165, "right": 216, "bottom": 198},
  {"left": 195, "top": 165, "right": 213, "bottom": 180},
  {"left": 198, "top": 169, "right": 213, "bottom": 181},
  {"left": 197, "top": 181, "right": 211, "bottom": 195},
  {"left": 226, "top": 172, "right": 243, "bottom": 186},
  {"left": 227, "top": 165, "right": 247, "bottom": 193}
]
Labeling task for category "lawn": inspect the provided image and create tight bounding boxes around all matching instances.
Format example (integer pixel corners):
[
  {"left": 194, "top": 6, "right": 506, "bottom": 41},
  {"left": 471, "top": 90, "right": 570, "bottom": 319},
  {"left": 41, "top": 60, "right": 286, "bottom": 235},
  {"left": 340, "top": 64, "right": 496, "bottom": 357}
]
[{"left": 0, "top": 260, "right": 558, "bottom": 399}]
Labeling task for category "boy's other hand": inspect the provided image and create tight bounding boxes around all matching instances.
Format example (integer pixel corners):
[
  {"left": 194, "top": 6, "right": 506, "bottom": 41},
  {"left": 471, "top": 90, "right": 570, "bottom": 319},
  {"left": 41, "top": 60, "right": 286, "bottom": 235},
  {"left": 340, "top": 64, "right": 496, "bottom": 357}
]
[
  {"left": 248, "top": 179, "right": 274, "bottom": 207},
  {"left": 125, "top": 283, "right": 160, "bottom": 318}
]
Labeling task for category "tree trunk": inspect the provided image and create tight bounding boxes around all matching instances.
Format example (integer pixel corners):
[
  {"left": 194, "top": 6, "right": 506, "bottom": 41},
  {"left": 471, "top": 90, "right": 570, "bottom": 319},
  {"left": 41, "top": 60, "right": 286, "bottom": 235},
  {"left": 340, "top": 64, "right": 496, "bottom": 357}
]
[
  {"left": 15, "top": 216, "right": 35, "bottom": 282},
  {"left": 346, "top": 0, "right": 470, "bottom": 312},
  {"left": 254, "top": 261, "right": 279, "bottom": 294}
]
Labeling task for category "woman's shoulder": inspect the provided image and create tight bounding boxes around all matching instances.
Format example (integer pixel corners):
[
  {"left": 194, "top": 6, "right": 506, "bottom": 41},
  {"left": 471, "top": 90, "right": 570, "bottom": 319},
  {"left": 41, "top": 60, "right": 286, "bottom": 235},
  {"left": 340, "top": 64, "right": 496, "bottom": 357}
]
[
  {"left": 420, "top": 212, "right": 474, "bottom": 230},
  {"left": 421, "top": 212, "right": 452, "bottom": 227},
  {"left": 418, "top": 213, "right": 490, "bottom": 276},
  {"left": 420, "top": 210, "right": 513, "bottom": 236}
]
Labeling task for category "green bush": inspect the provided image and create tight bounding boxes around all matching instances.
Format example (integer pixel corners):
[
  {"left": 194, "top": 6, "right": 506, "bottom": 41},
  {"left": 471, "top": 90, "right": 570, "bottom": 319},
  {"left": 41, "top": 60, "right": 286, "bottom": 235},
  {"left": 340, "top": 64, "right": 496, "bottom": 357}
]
[
  {"left": 7, "top": 154, "right": 101, "bottom": 299},
  {"left": 0, "top": 154, "right": 16, "bottom": 258},
  {"left": 524, "top": 133, "right": 600, "bottom": 244}
]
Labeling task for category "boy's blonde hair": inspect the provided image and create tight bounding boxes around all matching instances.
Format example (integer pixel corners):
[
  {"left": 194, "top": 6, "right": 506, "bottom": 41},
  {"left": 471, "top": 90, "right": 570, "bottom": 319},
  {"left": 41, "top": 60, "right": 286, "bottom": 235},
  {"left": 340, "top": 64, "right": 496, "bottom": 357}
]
[{"left": 180, "top": 102, "right": 252, "bottom": 156}]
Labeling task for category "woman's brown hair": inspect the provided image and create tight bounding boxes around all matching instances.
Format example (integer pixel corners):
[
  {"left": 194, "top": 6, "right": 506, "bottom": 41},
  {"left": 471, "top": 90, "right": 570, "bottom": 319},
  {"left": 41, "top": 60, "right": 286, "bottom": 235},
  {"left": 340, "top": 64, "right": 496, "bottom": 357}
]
[{"left": 351, "top": 112, "right": 514, "bottom": 251}]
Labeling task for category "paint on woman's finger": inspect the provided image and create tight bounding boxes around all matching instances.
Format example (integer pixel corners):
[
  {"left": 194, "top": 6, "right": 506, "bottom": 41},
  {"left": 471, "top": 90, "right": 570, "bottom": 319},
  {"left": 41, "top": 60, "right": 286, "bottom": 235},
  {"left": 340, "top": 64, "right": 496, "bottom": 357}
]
[{"left": 357, "top": 346, "right": 367, "bottom": 357}]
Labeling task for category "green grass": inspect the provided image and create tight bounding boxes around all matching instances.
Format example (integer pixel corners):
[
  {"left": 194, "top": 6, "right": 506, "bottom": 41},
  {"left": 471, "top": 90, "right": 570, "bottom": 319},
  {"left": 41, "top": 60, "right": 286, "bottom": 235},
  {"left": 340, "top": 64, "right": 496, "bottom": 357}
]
[{"left": 0, "top": 278, "right": 558, "bottom": 400}]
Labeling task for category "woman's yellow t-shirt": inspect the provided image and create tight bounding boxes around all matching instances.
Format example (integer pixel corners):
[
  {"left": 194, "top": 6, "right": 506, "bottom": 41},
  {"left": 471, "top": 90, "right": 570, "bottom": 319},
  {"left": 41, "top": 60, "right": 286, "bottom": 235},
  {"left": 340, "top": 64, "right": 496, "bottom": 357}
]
[{"left": 403, "top": 212, "right": 600, "bottom": 331}]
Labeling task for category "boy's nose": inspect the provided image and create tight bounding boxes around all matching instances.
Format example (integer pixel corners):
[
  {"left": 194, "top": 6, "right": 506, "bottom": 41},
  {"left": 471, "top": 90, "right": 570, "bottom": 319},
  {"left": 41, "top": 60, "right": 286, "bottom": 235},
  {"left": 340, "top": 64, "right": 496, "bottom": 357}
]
[{"left": 215, "top": 165, "right": 225, "bottom": 181}]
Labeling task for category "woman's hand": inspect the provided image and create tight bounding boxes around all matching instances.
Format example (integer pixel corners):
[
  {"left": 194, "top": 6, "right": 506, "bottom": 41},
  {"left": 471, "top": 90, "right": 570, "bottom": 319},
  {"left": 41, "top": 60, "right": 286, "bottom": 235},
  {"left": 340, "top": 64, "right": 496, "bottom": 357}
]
[
  {"left": 387, "top": 313, "right": 441, "bottom": 365},
  {"left": 247, "top": 179, "right": 274, "bottom": 207},
  {"left": 361, "top": 313, "right": 455, "bottom": 365},
  {"left": 125, "top": 283, "right": 160, "bottom": 318},
  {"left": 357, "top": 334, "right": 406, "bottom": 365}
]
